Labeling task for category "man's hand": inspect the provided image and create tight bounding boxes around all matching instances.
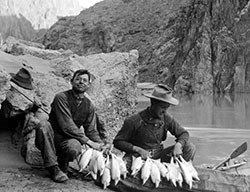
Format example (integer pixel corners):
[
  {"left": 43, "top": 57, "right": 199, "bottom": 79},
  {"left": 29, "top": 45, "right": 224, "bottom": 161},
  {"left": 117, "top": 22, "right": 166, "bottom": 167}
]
[
  {"left": 86, "top": 140, "right": 101, "bottom": 150},
  {"left": 133, "top": 146, "right": 151, "bottom": 160},
  {"left": 100, "top": 143, "right": 113, "bottom": 155},
  {"left": 173, "top": 142, "right": 183, "bottom": 157}
]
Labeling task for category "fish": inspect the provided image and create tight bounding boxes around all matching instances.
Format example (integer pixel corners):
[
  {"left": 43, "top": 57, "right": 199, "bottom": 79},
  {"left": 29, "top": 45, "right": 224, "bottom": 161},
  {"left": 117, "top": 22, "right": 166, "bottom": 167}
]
[
  {"left": 141, "top": 157, "right": 151, "bottom": 185},
  {"left": 176, "top": 167, "right": 183, "bottom": 187},
  {"left": 116, "top": 153, "right": 128, "bottom": 179},
  {"left": 101, "top": 156, "right": 111, "bottom": 189},
  {"left": 184, "top": 159, "right": 200, "bottom": 181},
  {"left": 167, "top": 157, "right": 180, "bottom": 187},
  {"left": 176, "top": 156, "right": 193, "bottom": 189},
  {"left": 110, "top": 153, "right": 121, "bottom": 185},
  {"left": 76, "top": 147, "right": 84, "bottom": 164},
  {"left": 78, "top": 147, "right": 93, "bottom": 172},
  {"left": 96, "top": 151, "right": 106, "bottom": 176},
  {"left": 131, "top": 156, "right": 144, "bottom": 177},
  {"left": 152, "top": 159, "right": 168, "bottom": 178},
  {"left": 162, "top": 162, "right": 170, "bottom": 181},
  {"left": 150, "top": 160, "right": 161, "bottom": 188},
  {"left": 88, "top": 149, "right": 99, "bottom": 180}
]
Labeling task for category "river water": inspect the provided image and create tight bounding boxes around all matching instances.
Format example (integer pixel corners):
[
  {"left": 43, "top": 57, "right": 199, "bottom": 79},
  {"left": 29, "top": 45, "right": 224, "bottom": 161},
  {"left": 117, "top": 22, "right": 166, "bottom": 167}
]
[{"left": 136, "top": 93, "right": 250, "bottom": 167}]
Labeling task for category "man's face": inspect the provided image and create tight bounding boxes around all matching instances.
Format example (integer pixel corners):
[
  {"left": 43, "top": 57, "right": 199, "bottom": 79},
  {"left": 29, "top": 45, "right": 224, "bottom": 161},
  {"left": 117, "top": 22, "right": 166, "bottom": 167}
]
[
  {"left": 151, "top": 101, "right": 170, "bottom": 119},
  {"left": 71, "top": 74, "right": 90, "bottom": 93}
]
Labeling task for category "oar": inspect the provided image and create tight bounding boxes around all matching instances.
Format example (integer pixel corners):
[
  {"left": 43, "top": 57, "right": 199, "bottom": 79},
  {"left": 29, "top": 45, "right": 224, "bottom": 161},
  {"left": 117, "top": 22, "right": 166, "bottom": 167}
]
[{"left": 212, "top": 142, "right": 248, "bottom": 170}]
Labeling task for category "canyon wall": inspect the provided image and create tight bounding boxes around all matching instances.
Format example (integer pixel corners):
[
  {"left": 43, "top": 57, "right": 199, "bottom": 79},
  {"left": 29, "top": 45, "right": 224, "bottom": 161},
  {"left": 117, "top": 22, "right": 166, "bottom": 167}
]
[{"left": 40, "top": 0, "right": 250, "bottom": 93}]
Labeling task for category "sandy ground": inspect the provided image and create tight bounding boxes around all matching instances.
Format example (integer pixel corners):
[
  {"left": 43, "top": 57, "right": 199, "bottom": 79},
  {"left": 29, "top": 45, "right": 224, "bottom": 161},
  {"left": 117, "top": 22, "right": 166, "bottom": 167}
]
[
  {"left": 0, "top": 167, "right": 112, "bottom": 192},
  {"left": 0, "top": 129, "right": 113, "bottom": 192}
]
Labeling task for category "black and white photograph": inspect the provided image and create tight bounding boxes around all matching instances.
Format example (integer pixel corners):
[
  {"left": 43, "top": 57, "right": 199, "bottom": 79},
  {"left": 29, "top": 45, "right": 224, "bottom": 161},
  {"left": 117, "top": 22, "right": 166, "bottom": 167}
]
[{"left": 0, "top": 0, "right": 249, "bottom": 191}]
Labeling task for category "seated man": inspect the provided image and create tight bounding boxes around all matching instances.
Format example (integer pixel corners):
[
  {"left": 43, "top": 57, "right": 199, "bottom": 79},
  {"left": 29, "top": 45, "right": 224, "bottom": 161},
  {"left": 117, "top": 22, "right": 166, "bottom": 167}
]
[
  {"left": 0, "top": 67, "right": 40, "bottom": 146},
  {"left": 35, "top": 69, "right": 105, "bottom": 183},
  {"left": 113, "top": 84, "right": 196, "bottom": 165}
]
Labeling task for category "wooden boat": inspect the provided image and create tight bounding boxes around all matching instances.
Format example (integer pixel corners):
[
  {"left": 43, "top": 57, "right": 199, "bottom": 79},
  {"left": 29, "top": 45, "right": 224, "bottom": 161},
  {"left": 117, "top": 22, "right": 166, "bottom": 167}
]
[{"left": 109, "top": 166, "right": 250, "bottom": 192}]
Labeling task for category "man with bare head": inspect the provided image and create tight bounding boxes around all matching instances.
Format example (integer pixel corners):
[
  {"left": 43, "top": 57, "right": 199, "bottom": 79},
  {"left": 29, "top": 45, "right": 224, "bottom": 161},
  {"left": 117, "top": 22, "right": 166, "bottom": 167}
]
[{"left": 35, "top": 69, "right": 105, "bottom": 183}]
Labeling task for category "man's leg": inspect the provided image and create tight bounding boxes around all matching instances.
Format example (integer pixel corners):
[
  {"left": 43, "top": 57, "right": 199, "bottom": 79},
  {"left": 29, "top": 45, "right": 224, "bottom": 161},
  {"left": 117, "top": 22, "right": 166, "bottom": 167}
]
[
  {"left": 9, "top": 114, "right": 26, "bottom": 146},
  {"left": 56, "top": 138, "right": 82, "bottom": 174},
  {"left": 160, "top": 142, "right": 196, "bottom": 162},
  {"left": 182, "top": 142, "right": 196, "bottom": 161},
  {"left": 35, "top": 121, "right": 68, "bottom": 182}
]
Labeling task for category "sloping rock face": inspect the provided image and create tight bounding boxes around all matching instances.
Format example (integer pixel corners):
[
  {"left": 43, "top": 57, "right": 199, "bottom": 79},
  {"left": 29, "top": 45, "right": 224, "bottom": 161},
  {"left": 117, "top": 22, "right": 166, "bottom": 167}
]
[
  {"left": 0, "top": 0, "right": 83, "bottom": 41},
  {"left": 0, "top": 38, "right": 138, "bottom": 166},
  {"left": 0, "top": 65, "right": 11, "bottom": 108},
  {"left": 0, "top": 15, "right": 37, "bottom": 41},
  {"left": 41, "top": 0, "right": 250, "bottom": 93}
]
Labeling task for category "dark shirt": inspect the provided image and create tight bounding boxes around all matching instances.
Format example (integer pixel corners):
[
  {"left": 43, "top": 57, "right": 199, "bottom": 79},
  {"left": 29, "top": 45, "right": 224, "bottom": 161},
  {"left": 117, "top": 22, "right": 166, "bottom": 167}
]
[
  {"left": 49, "top": 90, "right": 101, "bottom": 144},
  {"left": 113, "top": 107, "right": 189, "bottom": 153}
]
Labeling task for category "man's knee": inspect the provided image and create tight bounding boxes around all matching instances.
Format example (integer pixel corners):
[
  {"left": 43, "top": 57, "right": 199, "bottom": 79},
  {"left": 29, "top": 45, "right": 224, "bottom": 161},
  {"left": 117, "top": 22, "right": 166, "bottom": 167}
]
[
  {"left": 61, "top": 139, "right": 81, "bottom": 161},
  {"left": 35, "top": 121, "right": 54, "bottom": 149},
  {"left": 183, "top": 142, "right": 196, "bottom": 161},
  {"left": 36, "top": 121, "right": 53, "bottom": 136}
]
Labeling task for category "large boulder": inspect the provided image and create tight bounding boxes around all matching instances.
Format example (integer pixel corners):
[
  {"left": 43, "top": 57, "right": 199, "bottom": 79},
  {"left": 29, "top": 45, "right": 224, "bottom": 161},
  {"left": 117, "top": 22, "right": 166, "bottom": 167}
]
[{"left": 75, "top": 49, "right": 139, "bottom": 140}]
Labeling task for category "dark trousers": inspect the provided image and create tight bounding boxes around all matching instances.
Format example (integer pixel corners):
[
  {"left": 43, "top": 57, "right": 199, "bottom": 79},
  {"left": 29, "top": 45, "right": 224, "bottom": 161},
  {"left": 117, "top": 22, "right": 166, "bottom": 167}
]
[{"left": 35, "top": 121, "right": 82, "bottom": 168}]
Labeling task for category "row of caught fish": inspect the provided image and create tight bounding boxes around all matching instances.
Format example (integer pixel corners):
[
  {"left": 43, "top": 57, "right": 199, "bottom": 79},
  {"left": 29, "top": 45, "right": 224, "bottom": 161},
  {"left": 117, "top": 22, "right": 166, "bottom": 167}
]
[
  {"left": 131, "top": 155, "right": 200, "bottom": 189},
  {"left": 77, "top": 147, "right": 199, "bottom": 190},
  {"left": 77, "top": 147, "right": 128, "bottom": 189}
]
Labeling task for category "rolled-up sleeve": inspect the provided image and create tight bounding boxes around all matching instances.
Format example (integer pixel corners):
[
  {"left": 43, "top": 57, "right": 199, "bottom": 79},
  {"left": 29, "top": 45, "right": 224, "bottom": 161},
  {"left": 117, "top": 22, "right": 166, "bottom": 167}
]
[
  {"left": 51, "top": 95, "right": 90, "bottom": 144},
  {"left": 166, "top": 115, "right": 189, "bottom": 146},
  {"left": 113, "top": 118, "right": 135, "bottom": 153}
]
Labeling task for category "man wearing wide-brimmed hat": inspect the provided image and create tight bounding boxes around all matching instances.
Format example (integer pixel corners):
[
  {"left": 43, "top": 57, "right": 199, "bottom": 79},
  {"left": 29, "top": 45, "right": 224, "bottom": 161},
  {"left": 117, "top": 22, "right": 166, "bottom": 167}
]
[
  {"left": 2, "top": 67, "right": 36, "bottom": 115},
  {"left": 114, "top": 84, "right": 196, "bottom": 163},
  {"left": 0, "top": 68, "right": 41, "bottom": 143}
]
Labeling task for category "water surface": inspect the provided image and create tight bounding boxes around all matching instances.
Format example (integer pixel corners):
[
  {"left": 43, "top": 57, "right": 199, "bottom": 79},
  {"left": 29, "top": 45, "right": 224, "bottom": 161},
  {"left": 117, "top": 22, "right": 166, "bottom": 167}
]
[{"left": 137, "top": 93, "right": 250, "bottom": 166}]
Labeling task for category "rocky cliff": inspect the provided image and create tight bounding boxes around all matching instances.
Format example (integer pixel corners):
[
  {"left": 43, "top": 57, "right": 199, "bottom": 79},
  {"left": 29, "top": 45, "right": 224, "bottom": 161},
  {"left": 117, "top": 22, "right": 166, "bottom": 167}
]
[
  {"left": 0, "top": 0, "right": 83, "bottom": 41},
  {"left": 40, "top": 0, "right": 250, "bottom": 93}
]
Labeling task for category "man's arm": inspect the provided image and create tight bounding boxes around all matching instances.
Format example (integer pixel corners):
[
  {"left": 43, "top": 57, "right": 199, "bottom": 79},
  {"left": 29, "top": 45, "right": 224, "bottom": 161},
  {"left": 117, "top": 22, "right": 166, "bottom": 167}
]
[
  {"left": 83, "top": 105, "right": 102, "bottom": 143},
  {"left": 113, "top": 118, "right": 136, "bottom": 153},
  {"left": 96, "top": 113, "right": 108, "bottom": 142},
  {"left": 0, "top": 99, "right": 25, "bottom": 118},
  {"left": 114, "top": 117, "right": 151, "bottom": 159},
  {"left": 166, "top": 115, "right": 189, "bottom": 147}
]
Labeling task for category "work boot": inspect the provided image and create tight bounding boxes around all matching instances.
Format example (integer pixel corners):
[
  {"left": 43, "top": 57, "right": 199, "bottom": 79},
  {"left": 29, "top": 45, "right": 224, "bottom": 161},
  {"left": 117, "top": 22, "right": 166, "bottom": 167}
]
[
  {"left": 58, "top": 161, "right": 69, "bottom": 174},
  {"left": 47, "top": 165, "right": 69, "bottom": 183}
]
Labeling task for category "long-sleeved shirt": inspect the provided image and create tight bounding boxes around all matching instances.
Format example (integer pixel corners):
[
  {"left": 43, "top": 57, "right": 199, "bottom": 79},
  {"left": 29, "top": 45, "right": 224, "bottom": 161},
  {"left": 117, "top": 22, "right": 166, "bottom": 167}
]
[
  {"left": 113, "top": 107, "right": 189, "bottom": 153},
  {"left": 49, "top": 90, "right": 101, "bottom": 144}
]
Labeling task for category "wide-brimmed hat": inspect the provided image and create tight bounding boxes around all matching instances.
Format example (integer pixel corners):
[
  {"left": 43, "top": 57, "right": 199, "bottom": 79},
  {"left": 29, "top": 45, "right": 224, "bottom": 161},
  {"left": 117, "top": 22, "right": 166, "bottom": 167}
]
[
  {"left": 10, "top": 68, "right": 34, "bottom": 90},
  {"left": 143, "top": 84, "right": 179, "bottom": 105}
]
